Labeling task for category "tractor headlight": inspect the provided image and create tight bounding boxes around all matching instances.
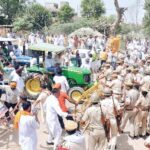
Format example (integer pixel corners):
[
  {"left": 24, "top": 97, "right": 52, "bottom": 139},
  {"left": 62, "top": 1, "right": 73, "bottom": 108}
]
[{"left": 84, "top": 74, "right": 91, "bottom": 83}]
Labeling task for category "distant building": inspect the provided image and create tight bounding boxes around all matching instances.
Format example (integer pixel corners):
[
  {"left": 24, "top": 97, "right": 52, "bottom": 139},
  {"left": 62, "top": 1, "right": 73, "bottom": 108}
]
[
  {"left": 0, "top": 25, "right": 13, "bottom": 37},
  {"left": 45, "top": 2, "right": 59, "bottom": 17}
]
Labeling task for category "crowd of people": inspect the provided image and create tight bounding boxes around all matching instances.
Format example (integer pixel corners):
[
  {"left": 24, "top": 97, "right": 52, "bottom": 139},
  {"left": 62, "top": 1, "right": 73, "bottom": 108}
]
[{"left": 0, "top": 33, "right": 150, "bottom": 150}]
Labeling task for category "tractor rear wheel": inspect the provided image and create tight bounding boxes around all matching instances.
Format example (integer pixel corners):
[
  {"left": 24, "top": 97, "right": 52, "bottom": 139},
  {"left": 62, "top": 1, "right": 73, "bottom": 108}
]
[{"left": 25, "top": 75, "right": 41, "bottom": 100}]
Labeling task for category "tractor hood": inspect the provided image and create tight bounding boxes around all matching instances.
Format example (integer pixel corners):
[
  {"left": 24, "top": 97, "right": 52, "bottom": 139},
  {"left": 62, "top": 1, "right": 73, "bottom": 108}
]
[
  {"left": 27, "top": 66, "right": 91, "bottom": 75},
  {"left": 27, "top": 65, "right": 48, "bottom": 74},
  {"left": 62, "top": 66, "right": 91, "bottom": 75}
]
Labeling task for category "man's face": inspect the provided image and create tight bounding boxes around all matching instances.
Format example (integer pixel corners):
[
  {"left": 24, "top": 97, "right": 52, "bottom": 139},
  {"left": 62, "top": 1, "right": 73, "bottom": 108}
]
[
  {"left": 20, "top": 98, "right": 26, "bottom": 103},
  {"left": 11, "top": 87, "right": 16, "bottom": 91},
  {"left": 55, "top": 91, "right": 60, "bottom": 98}
]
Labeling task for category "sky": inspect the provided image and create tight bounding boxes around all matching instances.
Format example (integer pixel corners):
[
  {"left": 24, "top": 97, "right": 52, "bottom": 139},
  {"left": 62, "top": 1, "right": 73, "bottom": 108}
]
[{"left": 36, "top": 0, "right": 145, "bottom": 24}]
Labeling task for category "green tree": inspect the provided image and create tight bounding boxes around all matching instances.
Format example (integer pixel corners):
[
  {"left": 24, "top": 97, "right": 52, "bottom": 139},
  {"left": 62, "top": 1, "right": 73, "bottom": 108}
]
[
  {"left": 27, "top": 4, "right": 52, "bottom": 30},
  {"left": 143, "top": 0, "right": 150, "bottom": 35},
  {"left": 81, "top": 0, "right": 105, "bottom": 19},
  {"left": 13, "top": 3, "right": 52, "bottom": 31},
  {"left": 58, "top": 4, "right": 75, "bottom": 23},
  {"left": 13, "top": 15, "right": 33, "bottom": 31},
  {"left": 0, "top": 0, "right": 27, "bottom": 24}
]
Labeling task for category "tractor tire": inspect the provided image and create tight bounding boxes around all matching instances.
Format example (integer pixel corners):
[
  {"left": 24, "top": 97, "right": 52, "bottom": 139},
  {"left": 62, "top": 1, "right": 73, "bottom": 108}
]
[
  {"left": 68, "top": 87, "right": 84, "bottom": 104},
  {"left": 24, "top": 74, "right": 42, "bottom": 100}
]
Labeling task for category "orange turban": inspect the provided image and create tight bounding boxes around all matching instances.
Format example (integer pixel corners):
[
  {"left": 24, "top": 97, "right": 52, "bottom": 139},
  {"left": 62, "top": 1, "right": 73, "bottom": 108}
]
[{"left": 10, "top": 81, "right": 17, "bottom": 88}]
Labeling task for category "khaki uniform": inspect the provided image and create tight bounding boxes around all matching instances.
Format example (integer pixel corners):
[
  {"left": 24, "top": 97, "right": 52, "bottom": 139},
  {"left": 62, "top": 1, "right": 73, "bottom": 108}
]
[
  {"left": 109, "top": 79, "right": 122, "bottom": 94},
  {"left": 142, "top": 75, "right": 150, "bottom": 89},
  {"left": 135, "top": 93, "right": 150, "bottom": 136},
  {"left": 104, "top": 68, "right": 113, "bottom": 80},
  {"left": 147, "top": 112, "right": 150, "bottom": 134},
  {"left": 101, "top": 97, "right": 120, "bottom": 150},
  {"left": 82, "top": 104, "right": 107, "bottom": 150},
  {"left": 120, "top": 88, "right": 139, "bottom": 137},
  {"left": 116, "top": 65, "right": 124, "bottom": 73},
  {"left": 124, "top": 73, "right": 134, "bottom": 82},
  {"left": 133, "top": 73, "right": 143, "bottom": 84}
]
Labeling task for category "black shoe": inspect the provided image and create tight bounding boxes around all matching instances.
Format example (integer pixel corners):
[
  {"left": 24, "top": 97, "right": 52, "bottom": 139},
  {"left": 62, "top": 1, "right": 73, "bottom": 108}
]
[
  {"left": 129, "top": 135, "right": 135, "bottom": 139},
  {"left": 142, "top": 135, "right": 147, "bottom": 139},
  {"left": 146, "top": 133, "right": 150, "bottom": 136},
  {"left": 120, "top": 130, "right": 124, "bottom": 134},
  {"left": 134, "top": 136, "right": 139, "bottom": 139},
  {"left": 46, "top": 141, "right": 54, "bottom": 145}
]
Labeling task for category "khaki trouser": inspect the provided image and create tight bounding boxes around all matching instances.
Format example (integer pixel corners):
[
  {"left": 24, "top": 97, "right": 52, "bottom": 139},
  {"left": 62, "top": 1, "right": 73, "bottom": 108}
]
[
  {"left": 109, "top": 118, "right": 118, "bottom": 150},
  {"left": 120, "top": 110, "right": 138, "bottom": 137},
  {"left": 147, "top": 112, "right": 150, "bottom": 134},
  {"left": 134, "top": 110, "right": 149, "bottom": 136},
  {"left": 84, "top": 128, "right": 107, "bottom": 150}
]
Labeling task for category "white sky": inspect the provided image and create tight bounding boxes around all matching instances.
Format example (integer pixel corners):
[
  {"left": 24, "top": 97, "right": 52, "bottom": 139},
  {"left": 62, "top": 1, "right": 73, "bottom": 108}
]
[{"left": 36, "top": 0, "right": 145, "bottom": 24}]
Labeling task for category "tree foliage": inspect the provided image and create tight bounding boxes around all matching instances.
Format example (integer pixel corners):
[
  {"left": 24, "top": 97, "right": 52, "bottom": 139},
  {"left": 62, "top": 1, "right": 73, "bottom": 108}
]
[
  {"left": 143, "top": 0, "right": 150, "bottom": 36},
  {"left": 13, "top": 3, "right": 52, "bottom": 31},
  {"left": 27, "top": 4, "right": 52, "bottom": 30},
  {"left": 48, "top": 17, "right": 114, "bottom": 35},
  {"left": 81, "top": 0, "right": 105, "bottom": 19},
  {"left": 58, "top": 4, "right": 75, "bottom": 23},
  {"left": 13, "top": 15, "right": 33, "bottom": 31},
  {"left": 0, "top": 0, "right": 27, "bottom": 24}
]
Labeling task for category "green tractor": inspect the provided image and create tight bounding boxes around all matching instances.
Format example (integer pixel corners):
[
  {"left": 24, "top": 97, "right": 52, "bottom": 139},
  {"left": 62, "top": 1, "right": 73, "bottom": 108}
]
[{"left": 24, "top": 43, "right": 93, "bottom": 103}]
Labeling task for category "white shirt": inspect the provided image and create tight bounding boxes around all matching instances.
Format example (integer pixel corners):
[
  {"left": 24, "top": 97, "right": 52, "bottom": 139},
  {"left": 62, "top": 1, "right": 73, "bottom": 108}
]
[
  {"left": 64, "top": 131, "right": 86, "bottom": 150},
  {"left": 11, "top": 71, "right": 24, "bottom": 93},
  {"left": 44, "top": 95, "right": 68, "bottom": 146},
  {"left": 19, "top": 115, "right": 39, "bottom": 150},
  {"left": 14, "top": 48, "right": 22, "bottom": 57},
  {"left": 53, "top": 75, "right": 69, "bottom": 93},
  {"left": 0, "top": 85, "right": 19, "bottom": 104},
  {"left": 81, "top": 63, "right": 91, "bottom": 70},
  {"left": 37, "top": 90, "right": 50, "bottom": 104},
  {"left": 44, "top": 95, "right": 68, "bottom": 121},
  {"left": 9, "top": 51, "right": 16, "bottom": 60},
  {"left": 3, "top": 67, "right": 15, "bottom": 81}
]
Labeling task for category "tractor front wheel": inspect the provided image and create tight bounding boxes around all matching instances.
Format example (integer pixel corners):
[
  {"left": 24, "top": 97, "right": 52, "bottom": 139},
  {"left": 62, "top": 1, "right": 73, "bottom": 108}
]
[{"left": 68, "top": 87, "right": 84, "bottom": 104}]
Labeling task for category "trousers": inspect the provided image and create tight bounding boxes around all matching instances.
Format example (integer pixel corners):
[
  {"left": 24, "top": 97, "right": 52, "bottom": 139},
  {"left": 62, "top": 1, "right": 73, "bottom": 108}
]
[
  {"left": 109, "top": 118, "right": 118, "bottom": 150},
  {"left": 134, "top": 110, "right": 149, "bottom": 136},
  {"left": 120, "top": 110, "right": 137, "bottom": 137},
  {"left": 84, "top": 128, "right": 107, "bottom": 150}
]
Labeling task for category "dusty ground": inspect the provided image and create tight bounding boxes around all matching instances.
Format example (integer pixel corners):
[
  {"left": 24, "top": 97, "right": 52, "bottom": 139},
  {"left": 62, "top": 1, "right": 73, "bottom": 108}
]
[{"left": 0, "top": 98, "right": 148, "bottom": 150}]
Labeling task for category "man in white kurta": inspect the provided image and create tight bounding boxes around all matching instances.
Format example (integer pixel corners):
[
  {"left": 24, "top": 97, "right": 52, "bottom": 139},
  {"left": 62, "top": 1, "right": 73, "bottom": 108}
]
[
  {"left": 44, "top": 89, "right": 69, "bottom": 150},
  {"left": 18, "top": 101, "right": 39, "bottom": 150},
  {"left": 53, "top": 68, "right": 69, "bottom": 93},
  {"left": 10, "top": 68, "right": 24, "bottom": 93}
]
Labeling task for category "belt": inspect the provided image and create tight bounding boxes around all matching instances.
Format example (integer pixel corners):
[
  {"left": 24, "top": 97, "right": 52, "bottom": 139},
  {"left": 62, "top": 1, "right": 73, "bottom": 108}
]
[
  {"left": 88, "top": 126, "right": 103, "bottom": 131},
  {"left": 126, "top": 109, "right": 133, "bottom": 111},
  {"left": 142, "top": 108, "right": 149, "bottom": 111}
]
